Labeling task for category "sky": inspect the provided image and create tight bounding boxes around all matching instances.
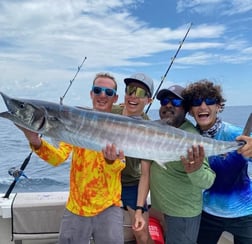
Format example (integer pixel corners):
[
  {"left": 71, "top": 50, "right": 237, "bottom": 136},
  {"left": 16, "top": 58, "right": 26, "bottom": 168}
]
[{"left": 0, "top": 0, "right": 251, "bottom": 112}]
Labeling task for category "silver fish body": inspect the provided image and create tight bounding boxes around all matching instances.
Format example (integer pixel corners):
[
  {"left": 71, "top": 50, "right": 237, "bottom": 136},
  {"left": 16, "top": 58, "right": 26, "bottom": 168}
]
[{"left": 0, "top": 92, "right": 245, "bottom": 166}]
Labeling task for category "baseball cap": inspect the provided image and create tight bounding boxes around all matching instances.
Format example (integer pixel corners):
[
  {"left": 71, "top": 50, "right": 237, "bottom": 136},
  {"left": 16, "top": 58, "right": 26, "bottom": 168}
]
[
  {"left": 157, "top": 85, "right": 184, "bottom": 100},
  {"left": 124, "top": 73, "right": 154, "bottom": 97}
]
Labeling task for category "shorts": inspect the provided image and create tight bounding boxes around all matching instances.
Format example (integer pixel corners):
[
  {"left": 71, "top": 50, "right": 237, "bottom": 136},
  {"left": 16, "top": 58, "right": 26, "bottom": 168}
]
[{"left": 121, "top": 185, "right": 148, "bottom": 212}]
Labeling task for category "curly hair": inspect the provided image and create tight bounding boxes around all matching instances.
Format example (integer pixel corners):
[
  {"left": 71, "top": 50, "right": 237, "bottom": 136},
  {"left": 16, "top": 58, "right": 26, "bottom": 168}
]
[{"left": 182, "top": 79, "right": 226, "bottom": 112}]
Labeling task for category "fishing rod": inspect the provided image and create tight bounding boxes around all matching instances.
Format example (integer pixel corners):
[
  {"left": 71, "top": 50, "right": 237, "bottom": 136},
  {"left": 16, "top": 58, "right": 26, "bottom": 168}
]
[
  {"left": 60, "top": 57, "right": 87, "bottom": 105},
  {"left": 3, "top": 58, "right": 87, "bottom": 198},
  {"left": 3, "top": 152, "right": 32, "bottom": 198},
  {"left": 145, "top": 22, "right": 192, "bottom": 114}
]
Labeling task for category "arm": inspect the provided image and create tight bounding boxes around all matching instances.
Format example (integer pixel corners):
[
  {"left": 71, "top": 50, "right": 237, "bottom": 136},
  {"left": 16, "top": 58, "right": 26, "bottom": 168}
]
[
  {"left": 133, "top": 160, "right": 151, "bottom": 231},
  {"left": 16, "top": 125, "right": 42, "bottom": 149},
  {"left": 16, "top": 125, "right": 72, "bottom": 166}
]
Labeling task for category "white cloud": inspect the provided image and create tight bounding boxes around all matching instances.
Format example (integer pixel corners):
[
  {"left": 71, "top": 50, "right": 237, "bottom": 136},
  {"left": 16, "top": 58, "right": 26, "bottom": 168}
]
[
  {"left": 0, "top": 0, "right": 251, "bottom": 108},
  {"left": 177, "top": 0, "right": 252, "bottom": 15}
]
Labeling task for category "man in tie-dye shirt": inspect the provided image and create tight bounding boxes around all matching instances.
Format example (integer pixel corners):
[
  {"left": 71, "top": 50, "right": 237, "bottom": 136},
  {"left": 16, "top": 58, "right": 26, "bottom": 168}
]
[{"left": 17, "top": 73, "right": 126, "bottom": 244}]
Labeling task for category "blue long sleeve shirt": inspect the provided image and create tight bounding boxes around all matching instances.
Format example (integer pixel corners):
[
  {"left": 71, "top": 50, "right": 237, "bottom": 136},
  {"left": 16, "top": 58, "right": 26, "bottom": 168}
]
[{"left": 203, "top": 121, "right": 252, "bottom": 217}]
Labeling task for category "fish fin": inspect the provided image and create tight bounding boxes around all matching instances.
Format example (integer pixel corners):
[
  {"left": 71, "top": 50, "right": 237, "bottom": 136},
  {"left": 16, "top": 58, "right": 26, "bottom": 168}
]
[{"left": 154, "top": 160, "right": 168, "bottom": 169}]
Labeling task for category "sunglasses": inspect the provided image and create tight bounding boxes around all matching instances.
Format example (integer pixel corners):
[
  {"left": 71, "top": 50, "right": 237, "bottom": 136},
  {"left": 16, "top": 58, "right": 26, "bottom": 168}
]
[
  {"left": 125, "top": 85, "right": 149, "bottom": 98},
  {"left": 191, "top": 98, "right": 217, "bottom": 106},
  {"left": 92, "top": 86, "right": 116, "bottom": 97},
  {"left": 160, "top": 97, "right": 183, "bottom": 107}
]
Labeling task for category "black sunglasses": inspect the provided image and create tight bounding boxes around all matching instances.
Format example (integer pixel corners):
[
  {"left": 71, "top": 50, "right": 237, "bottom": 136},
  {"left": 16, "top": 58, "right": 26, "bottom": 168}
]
[
  {"left": 160, "top": 98, "right": 183, "bottom": 107},
  {"left": 92, "top": 86, "right": 116, "bottom": 97},
  {"left": 191, "top": 98, "right": 217, "bottom": 107}
]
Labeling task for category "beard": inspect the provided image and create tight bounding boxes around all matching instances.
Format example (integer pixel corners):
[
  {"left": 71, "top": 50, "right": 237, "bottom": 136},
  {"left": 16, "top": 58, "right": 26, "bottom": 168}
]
[{"left": 159, "top": 107, "right": 185, "bottom": 128}]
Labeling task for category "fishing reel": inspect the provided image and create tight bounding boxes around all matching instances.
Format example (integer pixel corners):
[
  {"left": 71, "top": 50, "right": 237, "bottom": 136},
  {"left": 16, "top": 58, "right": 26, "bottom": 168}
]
[{"left": 8, "top": 167, "right": 28, "bottom": 180}]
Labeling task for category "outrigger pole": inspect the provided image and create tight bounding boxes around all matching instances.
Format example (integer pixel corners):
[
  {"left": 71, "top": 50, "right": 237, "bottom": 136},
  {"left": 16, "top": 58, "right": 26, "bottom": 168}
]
[
  {"left": 145, "top": 22, "right": 192, "bottom": 114},
  {"left": 3, "top": 58, "right": 87, "bottom": 198}
]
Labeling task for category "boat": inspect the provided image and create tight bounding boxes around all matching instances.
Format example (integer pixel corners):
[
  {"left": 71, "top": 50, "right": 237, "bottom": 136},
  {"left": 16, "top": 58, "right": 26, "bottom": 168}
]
[{"left": 0, "top": 191, "right": 233, "bottom": 244}]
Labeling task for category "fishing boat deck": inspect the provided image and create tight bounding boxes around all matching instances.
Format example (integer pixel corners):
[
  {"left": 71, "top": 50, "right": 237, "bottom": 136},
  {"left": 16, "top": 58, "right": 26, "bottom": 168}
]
[{"left": 0, "top": 192, "right": 233, "bottom": 244}]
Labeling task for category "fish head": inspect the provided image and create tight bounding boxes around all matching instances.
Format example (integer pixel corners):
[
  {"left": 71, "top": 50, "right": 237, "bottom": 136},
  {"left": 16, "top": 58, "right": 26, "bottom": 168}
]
[{"left": 0, "top": 92, "right": 46, "bottom": 133}]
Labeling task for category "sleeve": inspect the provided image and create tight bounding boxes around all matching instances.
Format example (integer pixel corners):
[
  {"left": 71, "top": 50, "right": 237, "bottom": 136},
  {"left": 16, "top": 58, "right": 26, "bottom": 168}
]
[
  {"left": 104, "top": 158, "right": 126, "bottom": 173},
  {"left": 31, "top": 139, "right": 73, "bottom": 166},
  {"left": 187, "top": 158, "right": 216, "bottom": 190}
]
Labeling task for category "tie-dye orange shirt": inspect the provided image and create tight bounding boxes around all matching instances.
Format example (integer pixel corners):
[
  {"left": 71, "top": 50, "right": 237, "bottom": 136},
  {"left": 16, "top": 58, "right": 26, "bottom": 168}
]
[{"left": 32, "top": 139, "right": 125, "bottom": 216}]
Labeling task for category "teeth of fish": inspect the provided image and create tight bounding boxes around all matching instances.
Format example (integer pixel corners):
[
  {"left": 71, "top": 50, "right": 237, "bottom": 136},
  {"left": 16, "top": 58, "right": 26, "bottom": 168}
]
[{"left": 0, "top": 92, "right": 245, "bottom": 167}]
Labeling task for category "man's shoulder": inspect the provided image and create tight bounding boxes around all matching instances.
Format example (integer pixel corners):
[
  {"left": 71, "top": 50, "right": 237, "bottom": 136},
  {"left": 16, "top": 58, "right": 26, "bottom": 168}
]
[
  {"left": 112, "top": 104, "right": 124, "bottom": 115},
  {"left": 180, "top": 119, "right": 198, "bottom": 133},
  {"left": 112, "top": 104, "right": 149, "bottom": 120}
]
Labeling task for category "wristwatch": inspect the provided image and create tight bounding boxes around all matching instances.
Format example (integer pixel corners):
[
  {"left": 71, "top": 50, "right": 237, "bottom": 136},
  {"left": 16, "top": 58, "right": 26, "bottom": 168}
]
[{"left": 135, "top": 206, "right": 145, "bottom": 213}]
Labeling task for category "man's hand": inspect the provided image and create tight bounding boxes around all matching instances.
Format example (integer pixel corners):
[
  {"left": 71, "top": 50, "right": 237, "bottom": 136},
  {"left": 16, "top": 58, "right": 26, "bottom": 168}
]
[
  {"left": 132, "top": 210, "right": 146, "bottom": 231},
  {"left": 236, "top": 135, "right": 252, "bottom": 158},
  {"left": 102, "top": 143, "right": 124, "bottom": 164},
  {"left": 15, "top": 125, "right": 41, "bottom": 149},
  {"left": 180, "top": 145, "right": 205, "bottom": 173}
]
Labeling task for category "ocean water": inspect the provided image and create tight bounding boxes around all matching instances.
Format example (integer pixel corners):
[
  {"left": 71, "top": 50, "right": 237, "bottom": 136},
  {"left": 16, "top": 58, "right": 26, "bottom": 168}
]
[{"left": 0, "top": 106, "right": 251, "bottom": 194}]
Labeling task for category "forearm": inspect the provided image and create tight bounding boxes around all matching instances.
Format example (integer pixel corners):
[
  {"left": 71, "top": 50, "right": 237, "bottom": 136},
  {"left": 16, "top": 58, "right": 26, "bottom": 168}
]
[
  {"left": 17, "top": 125, "right": 42, "bottom": 149},
  {"left": 28, "top": 134, "right": 42, "bottom": 149},
  {"left": 31, "top": 140, "right": 72, "bottom": 166},
  {"left": 136, "top": 160, "right": 151, "bottom": 207},
  {"left": 137, "top": 178, "right": 150, "bottom": 207}
]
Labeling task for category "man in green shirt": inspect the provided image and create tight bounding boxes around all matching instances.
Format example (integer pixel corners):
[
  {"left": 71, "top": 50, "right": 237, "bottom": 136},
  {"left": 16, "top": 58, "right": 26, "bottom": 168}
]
[{"left": 134, "top": 85, "right": 216, "bottom": 244}]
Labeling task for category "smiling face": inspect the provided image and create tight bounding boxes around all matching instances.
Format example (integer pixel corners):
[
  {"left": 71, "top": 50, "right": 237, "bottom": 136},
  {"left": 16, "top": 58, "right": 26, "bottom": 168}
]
[
  {"left": 190, "top": 101, "right": 221, "bottom": 130},
  {"left": 159, "top": 94, "right": 186, "bottom": 128},
  {"left": 123, "top": 81, "right": 152, "bottom": 116},
  {"left": 90, "top": 75, "right": 118, "bottom": 112},
  {"left": 182, "top": 80, "right": 225, "bottom": 131}
]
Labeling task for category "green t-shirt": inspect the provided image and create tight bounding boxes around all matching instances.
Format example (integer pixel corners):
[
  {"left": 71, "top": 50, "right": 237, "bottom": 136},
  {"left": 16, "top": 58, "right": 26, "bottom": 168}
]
[{"left": 150, "top": 119, "right": 216, "bottom": 217}]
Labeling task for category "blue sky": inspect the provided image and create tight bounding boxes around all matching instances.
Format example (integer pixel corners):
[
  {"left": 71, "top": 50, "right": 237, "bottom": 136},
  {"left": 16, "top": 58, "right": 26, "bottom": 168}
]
[{"left": 0, "top": 0, "right": 251, "bottom": 111}]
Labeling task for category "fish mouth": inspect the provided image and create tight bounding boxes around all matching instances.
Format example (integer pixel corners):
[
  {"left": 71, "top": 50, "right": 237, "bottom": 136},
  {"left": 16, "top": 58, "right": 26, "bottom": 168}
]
[
  {"left": 0, "top": 91, "right": 46, "bottom": 132},
  {"left": 0, "top": 91, "right": 13, "bottom": 112},
  {"left": 0, "top": 92, "right": 18, "bottom": 119}
]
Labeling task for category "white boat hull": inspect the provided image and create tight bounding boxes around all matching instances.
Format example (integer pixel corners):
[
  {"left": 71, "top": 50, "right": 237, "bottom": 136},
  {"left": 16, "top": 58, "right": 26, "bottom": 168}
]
[{"left": 0, "top": 192, "right": 233, "bottom": 244}]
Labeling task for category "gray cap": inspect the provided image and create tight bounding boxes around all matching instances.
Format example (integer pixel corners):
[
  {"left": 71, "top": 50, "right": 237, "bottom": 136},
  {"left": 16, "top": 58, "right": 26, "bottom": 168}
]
[
  {"left": 157, "top": 85, "right": 184, "bottom": 100},
  {"left": 124, "top": 73, "right": 154, "bottom": 97}
]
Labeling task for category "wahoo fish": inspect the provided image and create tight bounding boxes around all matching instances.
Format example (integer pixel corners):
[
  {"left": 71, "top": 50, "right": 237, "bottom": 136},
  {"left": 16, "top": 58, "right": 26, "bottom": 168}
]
[{"left": 0, "top": 92, "right": 245, "bottom": 166}]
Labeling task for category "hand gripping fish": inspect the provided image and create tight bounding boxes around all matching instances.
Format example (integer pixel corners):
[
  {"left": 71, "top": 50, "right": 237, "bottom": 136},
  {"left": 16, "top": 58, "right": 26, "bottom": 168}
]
[{"left": 0, "top": 92, "right": 245, "bottom": 167}]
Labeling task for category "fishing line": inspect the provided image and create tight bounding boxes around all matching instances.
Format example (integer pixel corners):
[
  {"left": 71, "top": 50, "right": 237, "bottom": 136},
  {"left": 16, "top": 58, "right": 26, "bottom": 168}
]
[
  {"left": 3, "top": 57, "right": 87, "bottom": 198},
  {"left": 145, "top": 22, "right": 192, "bottom": 114}
]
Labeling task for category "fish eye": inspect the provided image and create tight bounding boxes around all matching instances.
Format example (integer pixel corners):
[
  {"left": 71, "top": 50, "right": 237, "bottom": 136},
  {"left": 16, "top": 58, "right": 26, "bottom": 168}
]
[{"left": 19, "top": 103, "right": 25, "bottom": 109}]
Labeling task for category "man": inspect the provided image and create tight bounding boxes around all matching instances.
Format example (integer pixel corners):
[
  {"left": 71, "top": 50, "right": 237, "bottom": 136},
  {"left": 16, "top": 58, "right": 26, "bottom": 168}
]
[
  {"left": 134, "top": 85, "right": 216, "bottom": 244},
  {"left": 16, "top": 73, "right": 125, "bottom": 244},
  {"left": 182, "top": 79, "right": 252, "bottom": 244},
  {"left": 104, "top": 73, "right": 154, "bottom": 244}
]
